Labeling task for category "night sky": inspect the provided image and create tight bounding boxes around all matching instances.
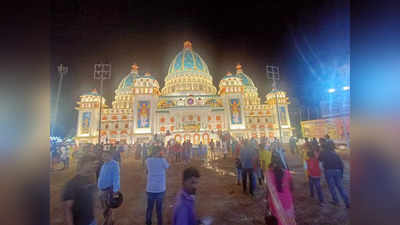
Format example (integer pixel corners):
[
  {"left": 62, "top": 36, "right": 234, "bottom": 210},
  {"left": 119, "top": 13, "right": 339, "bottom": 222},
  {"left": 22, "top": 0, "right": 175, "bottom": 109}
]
[{"left": 51, "top": 0, "right": 349, "bottom": 137}]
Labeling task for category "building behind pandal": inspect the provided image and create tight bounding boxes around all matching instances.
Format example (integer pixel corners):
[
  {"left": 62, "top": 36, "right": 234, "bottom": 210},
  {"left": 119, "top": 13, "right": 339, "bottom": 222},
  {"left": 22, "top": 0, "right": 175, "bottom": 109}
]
[{"left": 74, "top": 41, "right": 292, "bottom": 145}]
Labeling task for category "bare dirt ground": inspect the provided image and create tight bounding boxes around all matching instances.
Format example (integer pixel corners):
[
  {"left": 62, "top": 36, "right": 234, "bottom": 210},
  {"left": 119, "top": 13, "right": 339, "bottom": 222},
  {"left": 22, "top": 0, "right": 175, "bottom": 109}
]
[{"left": 50, "top": 148, "right": 350, "bottom": 225}]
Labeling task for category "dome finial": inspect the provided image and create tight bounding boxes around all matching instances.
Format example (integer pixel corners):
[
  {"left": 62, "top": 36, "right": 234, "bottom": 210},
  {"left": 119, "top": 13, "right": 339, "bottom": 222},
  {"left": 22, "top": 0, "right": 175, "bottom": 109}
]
[
  {"left": 131, "top": 64, "right": 139, "bottom": 74},
  {"left": 236, "top": 64, "right": 243, "bottom": 73},
  {"left": 145, "top": 72, "right": 151, "bottom": 76},
  {"left": 184, "top": 41, "right": 192, "bottom": 50},
  {"left": 226, "top": 72, "right": 232, "bottom": 76}
]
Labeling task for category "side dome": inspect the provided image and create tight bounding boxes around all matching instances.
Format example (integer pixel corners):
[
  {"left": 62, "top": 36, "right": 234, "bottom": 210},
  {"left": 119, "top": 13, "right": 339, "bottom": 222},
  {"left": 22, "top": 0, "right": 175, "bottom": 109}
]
[
  {"left": 218, "top": 72, "right": 244, "bottom": 95},
  {"left": 118, "top": 64, "right": 139, "bottom": 89},
  {"left": 162, "top": 41, "right": 217, "bottom": 96},
  {"left": 132, "top": 72, "right": 160, "bottom": 89},
  {"left": 234, "top": 64, "right": 256, "bottom": 88},
  {"left": 234, "top": 64, "right": 260, "bottom": 105}
]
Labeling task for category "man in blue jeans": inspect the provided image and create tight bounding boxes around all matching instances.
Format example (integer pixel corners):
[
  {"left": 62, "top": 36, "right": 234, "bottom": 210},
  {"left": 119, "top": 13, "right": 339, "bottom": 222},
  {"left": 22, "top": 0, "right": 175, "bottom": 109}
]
[
  {"left": 146, "top": 146, "right": 170, "bottom": 225},
  {"left": 235, "top": 158, "right": 242, "bottom": 185},
  {"left": 240, "top": 140, "right": 255, "bottom": 196},
  {"left": 98, "top": 149, "right": 121, "bottom": 225},
  {"left": 319, "top": 145, "right": 350, "bottom": 208}
]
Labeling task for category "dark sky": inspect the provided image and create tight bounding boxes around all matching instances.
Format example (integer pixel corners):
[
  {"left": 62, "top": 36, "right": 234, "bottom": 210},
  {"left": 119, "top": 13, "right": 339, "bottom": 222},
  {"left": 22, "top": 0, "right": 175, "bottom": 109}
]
[{"left": 51, "top": 0, "right": 349, "bottom": 137}]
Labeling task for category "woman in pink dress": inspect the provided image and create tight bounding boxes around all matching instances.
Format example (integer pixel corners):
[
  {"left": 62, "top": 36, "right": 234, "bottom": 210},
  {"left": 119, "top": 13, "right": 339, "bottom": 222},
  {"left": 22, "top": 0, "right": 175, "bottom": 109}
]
[{"left": 265, "top": 161, "right": 296, "bottom": 225}]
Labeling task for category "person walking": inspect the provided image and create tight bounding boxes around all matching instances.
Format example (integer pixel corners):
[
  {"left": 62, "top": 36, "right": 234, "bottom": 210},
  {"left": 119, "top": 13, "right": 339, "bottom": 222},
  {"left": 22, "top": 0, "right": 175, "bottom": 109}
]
[
  {"left": 216, "top": 140, "right": 221, "bottom": 157},
  {"left": 261, "top": 141, "right": 273, "bottom": 177},
  {"left": 145, "top": 146, "right": 170, "bottom": 225},
  {"left": 97, "top": 150, "right": 121, "bottom": 225},
  {"left": 222, "top": 141, "right": 228, "bottom": 159},
  {"left": 265, "top": 161, "right": 296, "bottom": 225},
  {"left": 209, "top": 139, "right": 215, "bottom": 161},
  {"left": 302, "top": 138, "right": 311, "bottom": 182},
  {"left": 113, "top": 142, "right": 124, "bottom": 167},
  {"left": 62, "top": 154, "right": 98, "bottom": 225},
  {"left": 142, "top": 143, "right": 149, "bottom": 167},
  {"left": 289, "top": 136, "right": 297, "bottom": 156},
  {"left": 319, "top": 143, "right": 350, "bottom": 208},
  {"left": 235, "top": 157, "right": 242, "bottom": 185},
  {"left": 187, "top": 140, "right": 193, "bottom": 161},
  {"left": 240, "top": 140, "right": 255, "bottom": 196},
  {"left": 172, "top": 167, "right": 212, "bottom": 225},
  {"left": 306, "top": 150, "right": 325, "bottom": 206},
  {"left": 60, "top": 145, "right": 70, "bottom": 170}
]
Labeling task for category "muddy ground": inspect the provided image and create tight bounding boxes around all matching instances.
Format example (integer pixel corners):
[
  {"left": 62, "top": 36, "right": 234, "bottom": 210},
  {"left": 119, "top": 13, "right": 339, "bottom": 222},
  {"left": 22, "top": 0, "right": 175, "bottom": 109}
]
[{"left": 50, "top": 148, "right": 350, "bottom": 225}]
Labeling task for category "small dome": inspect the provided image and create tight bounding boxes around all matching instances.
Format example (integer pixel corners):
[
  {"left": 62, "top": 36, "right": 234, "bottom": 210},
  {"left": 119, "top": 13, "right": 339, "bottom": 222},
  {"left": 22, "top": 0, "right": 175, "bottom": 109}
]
[
  {"left": 219, "top": 71, "right": 243, "bottom": 86},
  {"left": 118, "top": 64, "right": 140, "bottom": 89},
  {"left": 82, "top": 88, "right": 101, "bottom": 96},
  {"left": 235, "top": 64, "right": 256, "bottom": 88},
  {"left": 133, "top": 72, "right": 160, "bottom": 89}
]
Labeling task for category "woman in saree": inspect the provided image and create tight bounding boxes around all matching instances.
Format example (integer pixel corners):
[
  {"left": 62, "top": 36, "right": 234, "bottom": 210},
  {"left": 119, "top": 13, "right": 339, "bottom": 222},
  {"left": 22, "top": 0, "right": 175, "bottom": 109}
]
[{"left": 265, "top": 160, "right": 296, "bottom": 225}]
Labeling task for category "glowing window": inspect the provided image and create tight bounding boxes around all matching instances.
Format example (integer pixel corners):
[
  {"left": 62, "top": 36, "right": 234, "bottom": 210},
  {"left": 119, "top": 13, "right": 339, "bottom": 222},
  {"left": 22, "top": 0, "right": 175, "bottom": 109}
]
[{"left": 160, "top": 117, "right": 165, "bottom": 123}]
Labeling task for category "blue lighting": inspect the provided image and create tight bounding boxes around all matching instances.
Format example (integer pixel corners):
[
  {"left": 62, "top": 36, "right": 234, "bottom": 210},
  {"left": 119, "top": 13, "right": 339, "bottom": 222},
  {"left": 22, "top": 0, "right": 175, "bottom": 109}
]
[{"left": 328, "top": 88, "right": 336, "bottom": 93}]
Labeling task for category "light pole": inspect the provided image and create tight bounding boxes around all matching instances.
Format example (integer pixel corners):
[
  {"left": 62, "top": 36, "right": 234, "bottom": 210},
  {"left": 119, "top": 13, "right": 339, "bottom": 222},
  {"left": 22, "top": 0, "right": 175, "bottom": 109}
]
[
  {"left": 94, "top": 63, "right": 111, "bottom": 144},
  {"left": 53, "top": 64, "right": 68, "bottom": 137},
  {"left": 266, "top": 65, "right": 283, "bottom": 142}
]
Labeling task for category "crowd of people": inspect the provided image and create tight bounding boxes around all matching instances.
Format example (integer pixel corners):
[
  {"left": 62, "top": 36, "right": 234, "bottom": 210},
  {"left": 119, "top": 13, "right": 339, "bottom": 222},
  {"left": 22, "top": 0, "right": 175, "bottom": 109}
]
[{"left": 57, "top": 133, "right": 349, "bottom": 225}]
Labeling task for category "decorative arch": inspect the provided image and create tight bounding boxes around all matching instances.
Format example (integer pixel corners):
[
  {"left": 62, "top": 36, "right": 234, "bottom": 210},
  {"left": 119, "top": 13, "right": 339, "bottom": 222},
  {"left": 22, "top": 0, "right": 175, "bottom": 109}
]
[
  {"left": 184, "top": 134, "right": 191, "bottom": 142},
  {"left": 194, "top": 133, "right": 200, "bottom": 145},
  {"left": 202, "top": 133, "right": 209, "bottom": 144},
  {"left": 174, "top": 134, "right": 182, "bottom": 143}
]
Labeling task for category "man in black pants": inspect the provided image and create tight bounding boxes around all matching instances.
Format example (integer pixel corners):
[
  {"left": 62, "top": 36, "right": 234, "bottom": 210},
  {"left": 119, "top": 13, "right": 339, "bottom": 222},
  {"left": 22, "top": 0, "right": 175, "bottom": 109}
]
[
  {"left": 62, "top": 154, "right": 98, "bottom": 225},
  {"left": 240, "top": 140, "right": 255, "bottom": 196}
]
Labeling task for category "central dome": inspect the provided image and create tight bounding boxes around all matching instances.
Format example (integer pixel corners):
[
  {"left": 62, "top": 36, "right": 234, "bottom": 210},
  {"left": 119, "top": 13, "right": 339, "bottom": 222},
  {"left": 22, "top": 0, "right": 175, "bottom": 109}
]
[
  {"left": 162, "top": 41, "right": 216, "bottom": 96},
  {"left": 166, "top": 41, "right": 211, "bottom": 80}
]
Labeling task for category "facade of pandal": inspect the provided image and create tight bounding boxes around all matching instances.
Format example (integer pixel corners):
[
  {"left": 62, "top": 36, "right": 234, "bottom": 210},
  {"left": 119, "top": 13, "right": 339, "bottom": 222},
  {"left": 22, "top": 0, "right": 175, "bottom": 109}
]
[{"left": 74, "top": 41, "right": 292, "bottom": 145}]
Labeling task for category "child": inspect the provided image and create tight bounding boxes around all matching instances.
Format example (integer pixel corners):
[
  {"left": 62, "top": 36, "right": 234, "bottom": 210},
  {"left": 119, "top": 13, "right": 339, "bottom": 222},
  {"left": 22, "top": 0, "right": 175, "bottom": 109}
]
[
  {"left": 306, "top": 150, "right": 325, "bottom": 206},
  {"left": 235, "top": 158, "right": 242, "bottom": 185}
]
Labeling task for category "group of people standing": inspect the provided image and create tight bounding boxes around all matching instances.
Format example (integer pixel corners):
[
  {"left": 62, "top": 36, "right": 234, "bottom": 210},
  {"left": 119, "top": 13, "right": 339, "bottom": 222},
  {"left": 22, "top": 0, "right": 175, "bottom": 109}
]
[
  {"left": 61, "top": 137, "right": 216, "bottom": 225},
  {"left": 59, "top": 133, "right": 349, "bottom": 225},
  {"left": 302, "top": 135, "right": 350, "bottom": 208}
]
